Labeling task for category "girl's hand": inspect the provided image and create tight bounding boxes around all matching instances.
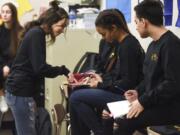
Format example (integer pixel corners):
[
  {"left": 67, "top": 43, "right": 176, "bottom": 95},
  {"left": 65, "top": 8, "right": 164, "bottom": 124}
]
[
  {"left": 67, "top": 73, "right": 77, "bottom": 83},
  {"left": 92, "top": 73, "right": 102, "bottom": 83},
  {"left": 87, "top": 77, "right": 99, "bottom": 88},
  {"left": 102, "top": 109, "right": 113, "bottom": 119},
  {"left": 3, "top": 65, "right": 10, "bottom": 78}
]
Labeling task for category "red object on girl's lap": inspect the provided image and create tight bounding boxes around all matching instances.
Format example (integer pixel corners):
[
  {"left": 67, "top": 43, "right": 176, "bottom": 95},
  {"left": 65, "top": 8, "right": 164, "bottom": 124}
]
[{"left": 73, "top": 73, "right": 91, "bottom": 82}]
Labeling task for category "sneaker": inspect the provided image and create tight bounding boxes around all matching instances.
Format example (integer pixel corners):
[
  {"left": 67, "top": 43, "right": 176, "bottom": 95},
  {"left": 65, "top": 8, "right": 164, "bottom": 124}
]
[{"left": 0, "top": 96, "right": 8, "bottom": 113}]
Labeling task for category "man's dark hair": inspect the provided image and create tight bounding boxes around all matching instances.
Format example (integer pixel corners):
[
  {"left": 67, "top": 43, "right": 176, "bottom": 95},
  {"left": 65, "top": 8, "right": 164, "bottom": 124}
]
[{"left": 134, "top": 0, "right": 164, "bottom": 26}]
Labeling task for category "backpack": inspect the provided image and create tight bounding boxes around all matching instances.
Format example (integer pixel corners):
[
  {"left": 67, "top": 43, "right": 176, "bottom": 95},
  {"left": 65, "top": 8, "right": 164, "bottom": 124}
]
[
  {"left": 73, "top": 52, "right": 98, "bottom": 73},
  {"left": 36, "top": 107, "right": 52, "bottom": 135}
]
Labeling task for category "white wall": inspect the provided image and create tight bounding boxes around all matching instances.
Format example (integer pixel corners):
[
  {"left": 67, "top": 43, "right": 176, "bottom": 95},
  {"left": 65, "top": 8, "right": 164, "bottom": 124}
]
[
  {"left": 0, "top": 0, "right": 81, "bottom": 25},
  {"left": 20, "top": 0, "right": 82, "bottom": 24}
]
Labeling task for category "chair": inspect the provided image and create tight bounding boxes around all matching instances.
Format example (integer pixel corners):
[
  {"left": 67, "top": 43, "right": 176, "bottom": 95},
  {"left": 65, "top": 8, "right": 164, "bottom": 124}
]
[
  {"left": 147, "top": 127, "right": 160, "bottom": 135},
  {"left": 147, "top": 125, "right": 180, "bottom": 135},
  {"left": 51, "top": 85, "right": 71, "bottom": 135}
]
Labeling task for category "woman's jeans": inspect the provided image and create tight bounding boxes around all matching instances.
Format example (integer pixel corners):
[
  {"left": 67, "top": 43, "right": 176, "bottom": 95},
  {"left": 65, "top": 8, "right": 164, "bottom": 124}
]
[
  {"left": 5, "top": 90, "right": 37, "bottom": 135},
  {"left": 69, "top": 88, "right": 124, "bottom": 135}
]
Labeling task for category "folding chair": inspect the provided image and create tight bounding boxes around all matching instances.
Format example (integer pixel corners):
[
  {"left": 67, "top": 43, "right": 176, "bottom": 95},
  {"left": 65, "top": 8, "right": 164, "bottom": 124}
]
[{"left": 51, "top": 85, "right": 71, "bottom": 135}]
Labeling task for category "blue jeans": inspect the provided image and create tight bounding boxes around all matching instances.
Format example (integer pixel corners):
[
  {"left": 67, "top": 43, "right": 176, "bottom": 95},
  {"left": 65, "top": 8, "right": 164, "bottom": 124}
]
[
  {"left": 69, "top": 88, "right": 124, "bottom": 135},
  {"left": 5, "top": 90, "right": 37, "bottom": 135}
]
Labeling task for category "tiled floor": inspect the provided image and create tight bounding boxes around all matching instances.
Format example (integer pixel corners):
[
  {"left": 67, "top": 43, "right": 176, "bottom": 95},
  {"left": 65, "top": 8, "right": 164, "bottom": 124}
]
[
  {"left": 0, "top": 109, "right": 15, "bottom": 135},
  {"left": 0, "top": 129, "right": 13, "bottom": 135}
]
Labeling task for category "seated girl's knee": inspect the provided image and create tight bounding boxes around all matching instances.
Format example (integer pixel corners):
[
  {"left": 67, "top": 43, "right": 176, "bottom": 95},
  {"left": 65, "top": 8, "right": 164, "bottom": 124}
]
[{"left": 69, "top": 90, "right": 82, "bottom": 103}]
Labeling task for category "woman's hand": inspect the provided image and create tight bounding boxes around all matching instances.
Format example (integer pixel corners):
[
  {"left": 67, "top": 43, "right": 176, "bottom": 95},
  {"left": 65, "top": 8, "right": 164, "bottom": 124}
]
[
  {"left": 88, "top": 77, "right": 99, "bottom": 87},
  {"left": 102, "top": 109, "right": 113, "bottom": 119},
  {"left": 92, "top": 73, "right": 102, "bottom": 83},
  {"left": 87, "top": 73, "right": 102, "bottom": 88},
  {"left": 3, "top": 65, "right": 10, "bottom": 78},
  {"left": 67, "top": 73, "right": 77, "bottom": 83}
]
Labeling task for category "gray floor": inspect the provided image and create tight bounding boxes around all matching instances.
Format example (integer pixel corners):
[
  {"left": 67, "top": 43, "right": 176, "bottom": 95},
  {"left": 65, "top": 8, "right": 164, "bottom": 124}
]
[
  {"left": 0, "top": 110, "right": 15, "bottom": 135},
  {"left": 0, "top": 129, "right": 13, "bottom": 135}
]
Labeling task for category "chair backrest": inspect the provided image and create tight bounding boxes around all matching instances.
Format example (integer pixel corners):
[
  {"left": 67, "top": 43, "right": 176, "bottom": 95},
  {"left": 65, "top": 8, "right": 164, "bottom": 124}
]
[
  {"left": 51, "top": 104, "right": 66, "bottom": 125},
  {"left": 73, "top": 52, "right": 98, "bottom": 73},
  {"left": 51, "top": 103, "right": 67, "bottom": 135}
]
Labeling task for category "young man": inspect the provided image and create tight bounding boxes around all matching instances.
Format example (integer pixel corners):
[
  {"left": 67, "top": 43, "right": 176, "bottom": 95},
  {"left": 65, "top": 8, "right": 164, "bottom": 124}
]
[{"left": 114, "top": 1, "right": 180, "bottom": 135}]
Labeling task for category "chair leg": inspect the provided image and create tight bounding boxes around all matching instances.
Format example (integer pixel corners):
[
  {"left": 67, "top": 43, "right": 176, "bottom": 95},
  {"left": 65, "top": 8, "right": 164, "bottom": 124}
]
[
  {"left": 54, "top": 124, "right": 57, "bottom": 135},
  {"left": 57, "top": 125, "right": 61, "bottom": 135},
  {"left": 12, "top": 124, "right": 17, "bottom": 135},
  {"left": 0, "top": 112, "right": 4, "bottom": 128},
  {"left": 67, "top": 124, "right": 71, "bottom": 135}
]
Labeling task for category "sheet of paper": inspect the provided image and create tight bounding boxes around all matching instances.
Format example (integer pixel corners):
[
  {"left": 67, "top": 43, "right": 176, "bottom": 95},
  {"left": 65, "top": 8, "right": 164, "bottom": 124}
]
[{"left": 107, "top": 100, "right": 130, "bottom": 119}]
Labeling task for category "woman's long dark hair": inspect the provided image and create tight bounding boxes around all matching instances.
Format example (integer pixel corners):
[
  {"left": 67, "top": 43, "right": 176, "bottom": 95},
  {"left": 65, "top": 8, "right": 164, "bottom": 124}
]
[
  {"left": 95, "top": 9, "right": 130, "bottom": 33},
  {"left": 22, "top": 0, "right": 69, "bottom": 43},
  {"left": 1, "top": 2, "right": 23, "bottom": 57}
]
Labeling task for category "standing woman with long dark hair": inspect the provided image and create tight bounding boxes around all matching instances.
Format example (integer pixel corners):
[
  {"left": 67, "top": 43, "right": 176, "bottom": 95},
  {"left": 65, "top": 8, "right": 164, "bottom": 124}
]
[
  {"left": 0, "top": 2, "right": 23, "bottom": 94},
  {"left": 5, "top": 1, "right": 70, "bottom": 135}
]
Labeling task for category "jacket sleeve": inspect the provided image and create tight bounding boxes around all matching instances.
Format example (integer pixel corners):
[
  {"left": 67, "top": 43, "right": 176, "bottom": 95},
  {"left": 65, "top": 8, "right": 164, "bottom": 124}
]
[
  {"left": 97, "top": 68, "right": 119, "bottom": 90},
  {"left": 28, "top": 31, "right": 70, "bottom": 78},
  {"left": 135, "top": 79, "right": 145, "bottom": 96},
  {"left": 0, "top": 52, "right": 4, "bottom": 79},
  {"left": 139, "top": 40, "right": 180, "bottom": 108},
  {"left": 6, "top": 58, "right": 14, "bottom": 68},
  {"left": 113, "top": 42, "right": 144, "bottom": 91}
]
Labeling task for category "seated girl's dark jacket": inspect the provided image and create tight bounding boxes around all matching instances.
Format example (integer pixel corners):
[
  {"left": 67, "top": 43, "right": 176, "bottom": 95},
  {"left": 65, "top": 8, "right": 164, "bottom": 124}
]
[{"left": 97, "top": 35, "right": 145, "bottom": 94}]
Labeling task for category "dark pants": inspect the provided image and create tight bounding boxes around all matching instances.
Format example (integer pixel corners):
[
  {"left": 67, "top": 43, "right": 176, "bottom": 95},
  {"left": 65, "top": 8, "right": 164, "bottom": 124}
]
[
  {"left": 114, "top": 103, "right": 180, "bottom": 135},
  {"left": 69, "top": 88, "right": 124, "bottom": 135},
  {"left": 102, "top": 117, "right": 114, "bottom": 135}
]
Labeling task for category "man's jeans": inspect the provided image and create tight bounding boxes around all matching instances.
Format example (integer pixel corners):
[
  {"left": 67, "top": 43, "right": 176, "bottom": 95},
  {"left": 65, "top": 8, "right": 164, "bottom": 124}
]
[
  {"left": 69, "top": 88, "right": 124, "bottom": 135},
  {"left": 5, "top": 90, "right": 37, "bottom": 135}
]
